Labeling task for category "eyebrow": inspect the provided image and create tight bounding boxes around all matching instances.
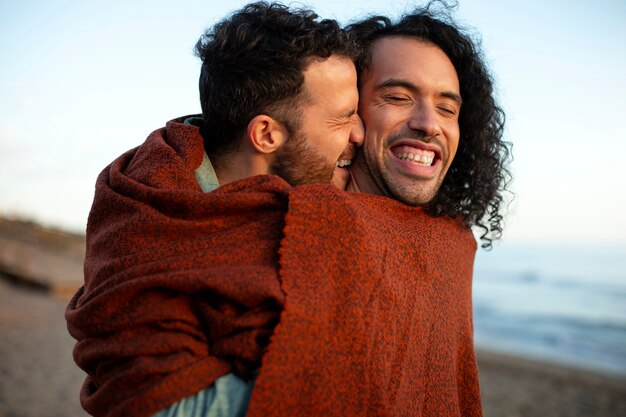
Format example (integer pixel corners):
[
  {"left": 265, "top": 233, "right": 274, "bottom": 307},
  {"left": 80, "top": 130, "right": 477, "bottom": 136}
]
[{"left": 378, "top": 78, "right": 463, "bottom": 106}]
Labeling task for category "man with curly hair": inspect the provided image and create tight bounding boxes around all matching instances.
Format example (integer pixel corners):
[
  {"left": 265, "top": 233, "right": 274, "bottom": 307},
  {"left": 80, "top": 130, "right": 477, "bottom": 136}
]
[{"left": 346, "top": 7, "right": 509, "bottom": 249}]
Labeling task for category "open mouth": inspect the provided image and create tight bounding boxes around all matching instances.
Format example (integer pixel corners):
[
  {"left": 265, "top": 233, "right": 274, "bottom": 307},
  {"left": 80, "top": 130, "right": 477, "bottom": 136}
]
[{"left": 335, "top": 159, "right": 352, "bottom": 168}]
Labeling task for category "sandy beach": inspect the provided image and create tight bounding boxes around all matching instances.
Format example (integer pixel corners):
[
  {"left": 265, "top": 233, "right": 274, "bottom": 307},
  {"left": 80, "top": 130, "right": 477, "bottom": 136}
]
[
  {"left": 477, "top": 349, "right": 626, "bottom": 417},
  {"left": 0, "top": 275, "right": 624, "bottom": 417}
]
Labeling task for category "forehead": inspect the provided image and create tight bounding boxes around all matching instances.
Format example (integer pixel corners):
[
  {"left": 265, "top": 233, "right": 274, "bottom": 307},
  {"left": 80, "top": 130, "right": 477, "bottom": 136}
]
[
  {"left": 302, "top": 55, "right": 358, "bottom": 107},
  {"left": 363, "top": 36, "right": 459, "bottom": 92}
]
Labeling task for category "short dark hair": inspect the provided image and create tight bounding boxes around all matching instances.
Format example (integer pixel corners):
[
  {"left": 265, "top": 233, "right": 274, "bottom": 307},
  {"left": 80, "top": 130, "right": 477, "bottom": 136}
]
[
  {"left": 346, "top": 1, "right": 512, "bottom": 249},
  {"left": 194, "top": 1, "right": 357, "bottom": 158}
]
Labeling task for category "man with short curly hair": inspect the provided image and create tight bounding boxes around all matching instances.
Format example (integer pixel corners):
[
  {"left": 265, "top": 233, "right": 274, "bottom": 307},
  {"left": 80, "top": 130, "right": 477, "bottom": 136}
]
[
  {"left": 193, "top": 2, "right": 364, "bottom": 190},
  {"left": 67, "top": 3, "right": 364, "bottom": 417}
]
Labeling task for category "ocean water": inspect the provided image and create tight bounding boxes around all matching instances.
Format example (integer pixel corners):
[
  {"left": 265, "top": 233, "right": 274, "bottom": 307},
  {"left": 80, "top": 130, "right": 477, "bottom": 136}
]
[{"left": 472, "top": 244, "right": 626, "bottom": 377}]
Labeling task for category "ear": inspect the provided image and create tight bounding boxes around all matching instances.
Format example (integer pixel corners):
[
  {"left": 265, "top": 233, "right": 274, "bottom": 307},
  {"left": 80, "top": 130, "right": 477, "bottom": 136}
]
[{"left": 246, "top": 115, "right": 288, "bottom": 154}]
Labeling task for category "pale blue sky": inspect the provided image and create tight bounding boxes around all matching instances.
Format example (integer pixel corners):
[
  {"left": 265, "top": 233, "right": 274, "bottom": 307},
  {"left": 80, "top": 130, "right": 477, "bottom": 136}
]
[{"left": 1, "top": 0, "right": 625, "bottom": 243}]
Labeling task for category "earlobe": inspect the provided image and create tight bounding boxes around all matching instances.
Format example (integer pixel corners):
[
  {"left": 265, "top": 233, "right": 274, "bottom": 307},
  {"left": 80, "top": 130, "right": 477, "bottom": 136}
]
[{"left": 246, "top": 115, "right": 287, "bottom": 154}]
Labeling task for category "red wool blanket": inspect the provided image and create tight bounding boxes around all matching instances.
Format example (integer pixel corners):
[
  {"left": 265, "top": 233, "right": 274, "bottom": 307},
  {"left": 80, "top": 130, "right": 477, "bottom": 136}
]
[{"left": 66, "top": 118, "right": 482, "bottom": 417}]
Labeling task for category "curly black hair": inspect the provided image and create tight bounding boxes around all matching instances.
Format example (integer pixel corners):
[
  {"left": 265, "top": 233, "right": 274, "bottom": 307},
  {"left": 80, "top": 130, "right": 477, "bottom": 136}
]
[
  {"left": 346, "top": 2, "right": 512, "bottom": 249},
  {"left": 194, "top": 2, "right": 357, "bottom": 158}
]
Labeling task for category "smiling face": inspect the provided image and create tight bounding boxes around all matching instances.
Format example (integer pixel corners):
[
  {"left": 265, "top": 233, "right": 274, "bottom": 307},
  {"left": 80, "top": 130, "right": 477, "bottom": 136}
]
[
  {"left": 350, "top": 36, "right": 461, "bottom": 204},
  {"left": 271, "top": 55, "right": 363, "bottom": 189}
]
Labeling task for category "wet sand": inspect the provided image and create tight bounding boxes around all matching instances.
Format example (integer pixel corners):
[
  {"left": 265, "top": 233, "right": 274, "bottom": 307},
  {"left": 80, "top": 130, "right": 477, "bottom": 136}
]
[{"left": 1, "top": 275, "right": 624, "bottom": 417}]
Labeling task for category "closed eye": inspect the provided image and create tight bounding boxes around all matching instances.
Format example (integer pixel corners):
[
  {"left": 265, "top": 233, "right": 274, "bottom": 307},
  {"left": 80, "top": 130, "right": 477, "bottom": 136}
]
[
  {"left": 437, "top": 106, "right": 457, "bottom": 116},
  {"left": 385, "top": 95, "right": 411, "bottom": 103}
]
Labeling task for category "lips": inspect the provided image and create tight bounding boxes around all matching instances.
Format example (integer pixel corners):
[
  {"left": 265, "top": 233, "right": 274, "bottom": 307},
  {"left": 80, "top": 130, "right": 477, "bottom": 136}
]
[{"left": 388, "top": 141, "right": 443, "bottom": 177}]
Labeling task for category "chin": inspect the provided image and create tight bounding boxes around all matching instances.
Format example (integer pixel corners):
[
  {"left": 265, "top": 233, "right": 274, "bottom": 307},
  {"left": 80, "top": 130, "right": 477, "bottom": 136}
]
[{"left": 389, "top": 183, "right": 439, "bottom": 206}]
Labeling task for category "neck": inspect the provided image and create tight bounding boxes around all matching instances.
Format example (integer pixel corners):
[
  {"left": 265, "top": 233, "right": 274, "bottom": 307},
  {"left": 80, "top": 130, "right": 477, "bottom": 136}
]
[
  {"left": 347, "top": 157, "right": 383, "bottom": 195},
  {"left": 211, "top": 150, "right": 272, "bottom": 186}
]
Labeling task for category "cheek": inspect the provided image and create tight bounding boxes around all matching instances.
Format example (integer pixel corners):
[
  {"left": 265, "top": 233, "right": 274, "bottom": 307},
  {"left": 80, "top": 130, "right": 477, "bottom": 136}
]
[
  {"left": 362, "top": 113, "right": 396, "bottom": 153},
  {"left": 363, "top": 131, "right": 383, "bottom": 161},
  {"left": 327, "top": 131, "right": 348, "bottom": 156},
  {"left": 365, "top": 107, "right": 406, "bottom": 137}
]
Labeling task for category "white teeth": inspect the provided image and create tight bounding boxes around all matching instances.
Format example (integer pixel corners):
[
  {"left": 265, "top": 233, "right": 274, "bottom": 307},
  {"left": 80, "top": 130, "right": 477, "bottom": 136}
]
[
  {"left": 336, "top": 159, "right": 352, "bottom": 168},
  {"left": 393, "top": 152, "right": 434, "bottom": 166}
]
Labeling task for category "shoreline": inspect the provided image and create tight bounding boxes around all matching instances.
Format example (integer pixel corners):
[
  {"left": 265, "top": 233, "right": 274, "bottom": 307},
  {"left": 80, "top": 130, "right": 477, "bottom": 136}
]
[{"left": 476, "top": 347, "right": 626, "bottom": 385}]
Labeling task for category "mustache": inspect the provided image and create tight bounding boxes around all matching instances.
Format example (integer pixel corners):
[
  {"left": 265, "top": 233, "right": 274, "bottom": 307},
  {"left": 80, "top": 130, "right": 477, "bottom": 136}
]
[
  {"left": 338, "top": 143, "right": 357, "bottom": 161},
  {"left": 386, "top": 130, "right": 446, "bottom": 157},
  {"left": 387, "top": 129, "right": 431, "bottom": 142}
]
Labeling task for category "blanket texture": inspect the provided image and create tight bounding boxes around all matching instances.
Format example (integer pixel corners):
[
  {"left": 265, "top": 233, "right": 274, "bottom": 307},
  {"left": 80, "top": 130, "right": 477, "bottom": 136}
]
[
  {"left": 248, "top": 186, "right": 481, "bottom": 417},
  {"left": 66, "top": 117, "right": 482, "bottom": 417}
]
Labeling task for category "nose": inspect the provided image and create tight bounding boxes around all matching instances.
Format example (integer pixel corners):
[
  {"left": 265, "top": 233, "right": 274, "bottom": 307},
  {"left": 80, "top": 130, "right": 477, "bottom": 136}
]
[
  {"left": 407, "top": 104, "right": 442, "bottom": 139},
  {"left": 350, "top": 114, "right": 365, "bottom": 147}
]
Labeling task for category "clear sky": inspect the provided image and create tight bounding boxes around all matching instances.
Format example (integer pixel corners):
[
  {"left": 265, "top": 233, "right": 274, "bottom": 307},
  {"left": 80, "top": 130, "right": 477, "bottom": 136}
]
[{"left": 1, "top": 0, "right": 625, "bottom": 243}]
